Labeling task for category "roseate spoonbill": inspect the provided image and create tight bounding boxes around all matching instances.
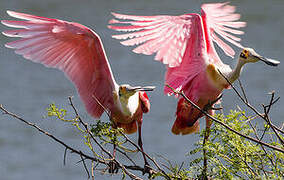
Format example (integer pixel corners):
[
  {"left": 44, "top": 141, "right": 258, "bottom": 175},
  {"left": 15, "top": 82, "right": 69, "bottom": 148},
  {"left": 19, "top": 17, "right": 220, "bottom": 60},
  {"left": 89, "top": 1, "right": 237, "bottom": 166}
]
[
  {"left": 108, "top": 2, "right": 280, "bottom": 135},
  {"left": 1, "top": 11, "right": 155, "bottom": 167}
]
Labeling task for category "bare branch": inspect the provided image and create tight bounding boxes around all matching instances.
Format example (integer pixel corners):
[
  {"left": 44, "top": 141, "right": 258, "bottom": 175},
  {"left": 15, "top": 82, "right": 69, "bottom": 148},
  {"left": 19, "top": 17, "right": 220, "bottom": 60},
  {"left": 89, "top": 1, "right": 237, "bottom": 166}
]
[
  {"left": 262, "top": 103, "right": 284, "bottom": 146},
  {"left": 91, "top": 94, "right": 111, "bottom": 118},
  {"left": 238, "top": 78, "right": 249, "bottom": 103},
  {"left": 64, "top": 148, "right": 68, "bottom": 166},
  {"left": 116, "top": 148, "right": 137, "bottom": 166},
  {"left": 80, "top": 152, "right": 91, "bottom": 179}
]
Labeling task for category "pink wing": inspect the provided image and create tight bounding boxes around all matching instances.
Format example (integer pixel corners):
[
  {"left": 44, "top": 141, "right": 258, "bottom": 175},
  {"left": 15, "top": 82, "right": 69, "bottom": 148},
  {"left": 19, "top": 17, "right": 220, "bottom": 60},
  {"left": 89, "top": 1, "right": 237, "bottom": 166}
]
[
  {"left": 110, "top": 12, "right": 209, "bottom": 94},
  {"left": 2, "top": 11, "right": 117, "bottom": 118},
  {"left": 108, "top": 2, "right": 246, "bottom": 68},
  {"left": 201, "top": 2, "right": 246, "bottom": 62},
  {"left": 108, "top": 13, "right": 193, "bottom": 68},
  {"left": 164, "top": 14, "right": 207, "bottom": 94}
]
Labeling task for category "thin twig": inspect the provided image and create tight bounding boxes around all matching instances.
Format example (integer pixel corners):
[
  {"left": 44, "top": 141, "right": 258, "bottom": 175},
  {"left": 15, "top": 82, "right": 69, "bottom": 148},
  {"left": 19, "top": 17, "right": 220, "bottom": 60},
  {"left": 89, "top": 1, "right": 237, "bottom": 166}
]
[
  {"left": 262, "top": 104, "right": 284, "bottom": 146},
  {"left": 92, "top": 94, "right": 111, "bottom": 118},
  {"left": 236, "top": 149, "right": 258, "bottom": 177},
  {"left": 91, "top": 161, "right": 95, "bottom": 180},
  {"left": 238, "top": 78, "right": 249, "bottom": 103},
  {"left": 80, "top": 152, "right": 91, "bottom": 179},
  {"left": 260, "top": 91, "right": 284, "bottom": 145},
  {"left": 116, "top": 148, "right": 137, "bottom": 166},
  {"left": 64, "top": 148, "right": 68, "bottom": 166},
  {"left": 248, "top": 121, "right": 269, "bottom": 178}
]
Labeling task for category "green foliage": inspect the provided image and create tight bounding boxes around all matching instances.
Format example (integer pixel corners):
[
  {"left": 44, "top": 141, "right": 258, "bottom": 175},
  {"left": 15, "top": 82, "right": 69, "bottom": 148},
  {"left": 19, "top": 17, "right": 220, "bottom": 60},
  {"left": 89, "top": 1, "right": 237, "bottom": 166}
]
[
  {"left": 47, "top": 103, "right": 77, "bottom": 122},
  {"left": 90, "top": 120, "right": 129, "bottom": 149},
  {"left": 189, "top": 110, "right": 284, "bottom": 179}
]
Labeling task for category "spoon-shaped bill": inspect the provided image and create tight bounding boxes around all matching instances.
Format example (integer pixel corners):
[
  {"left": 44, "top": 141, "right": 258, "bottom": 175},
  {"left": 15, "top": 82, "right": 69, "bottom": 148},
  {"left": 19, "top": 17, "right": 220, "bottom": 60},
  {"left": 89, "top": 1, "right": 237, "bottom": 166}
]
[
  {"left": 129, "top": 86, "right": 156, "bottom": 91},
  {"left": 258, "top": 56, "right": 280, "bottom": 66}
]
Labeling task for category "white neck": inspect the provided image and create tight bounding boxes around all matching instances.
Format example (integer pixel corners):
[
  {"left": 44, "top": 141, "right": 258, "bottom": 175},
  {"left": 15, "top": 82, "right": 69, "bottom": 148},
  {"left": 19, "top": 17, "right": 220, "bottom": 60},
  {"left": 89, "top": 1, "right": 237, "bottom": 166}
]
[
  {"left": 119, "top": 92, "right": 139, "bottom": 117},
  {"left": 227, "top": 58, "right": 246, "bottom": 83}
]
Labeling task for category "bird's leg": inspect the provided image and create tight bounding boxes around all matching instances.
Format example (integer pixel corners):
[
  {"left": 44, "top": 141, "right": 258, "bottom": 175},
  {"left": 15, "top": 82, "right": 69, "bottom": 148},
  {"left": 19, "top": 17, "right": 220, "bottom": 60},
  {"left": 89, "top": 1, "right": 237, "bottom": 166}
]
[
  {"left": 202, "top": 109, "right": 214, "bottom": 179},
  {"left": 110, "top": 121, "right": 118, "bottom": 159},
  {"left": 137, "top": 121, "right": 152, "bottom": 175},
  {"left": 204, "top": 94, "right": 223, "bottom": 111},
  {"left": 112, "top": 130, "right": 117, "bottom": 158},
  {"left": 108, "top": 136, "right": 119, "bottom": 173},
  {"left": 199, "top": 96, "right": 221, "bottom": 178},
  {"left": 187, "top": 95, "right": 222, "bottom": 127},
  {"left": 108, "top": 120, "right": 119, "bottom": 173}
]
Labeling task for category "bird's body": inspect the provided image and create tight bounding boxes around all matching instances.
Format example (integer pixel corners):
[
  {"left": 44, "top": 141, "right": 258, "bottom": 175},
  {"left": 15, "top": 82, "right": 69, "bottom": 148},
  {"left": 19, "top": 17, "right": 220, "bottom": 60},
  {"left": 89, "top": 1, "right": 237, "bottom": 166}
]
[
  {"left": 109, "top": 2, "right": 279, "bottom": 135},
  {"left": 111, "top": 86, "right": 151, "bottom": 134},
  {"left": 1, "top": 11, "right": 155, "bottom": 151}
]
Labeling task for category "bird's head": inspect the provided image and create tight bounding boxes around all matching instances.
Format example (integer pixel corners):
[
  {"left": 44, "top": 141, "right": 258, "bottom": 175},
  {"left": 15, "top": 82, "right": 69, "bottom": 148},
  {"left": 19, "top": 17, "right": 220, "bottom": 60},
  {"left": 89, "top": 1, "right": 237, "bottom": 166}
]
[
  {"left": 118, "top": 84, "right": 155, "bottom": 99},
  {"left": 239, "top": 48, "right": 280, "bottom": 66}
]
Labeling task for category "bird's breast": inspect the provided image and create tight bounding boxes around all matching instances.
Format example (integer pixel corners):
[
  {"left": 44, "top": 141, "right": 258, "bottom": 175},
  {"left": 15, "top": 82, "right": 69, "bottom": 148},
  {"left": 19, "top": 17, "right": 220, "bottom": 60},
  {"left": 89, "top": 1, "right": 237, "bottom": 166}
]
[
  {"left": 111, "top": 92, "right": 140, "bottom": 124},
  {"left": 126, "top": 92, "right": 140, "bottom": 115},
  {"left": 206, "top": 64, "right": 230, "bottom": 90}
]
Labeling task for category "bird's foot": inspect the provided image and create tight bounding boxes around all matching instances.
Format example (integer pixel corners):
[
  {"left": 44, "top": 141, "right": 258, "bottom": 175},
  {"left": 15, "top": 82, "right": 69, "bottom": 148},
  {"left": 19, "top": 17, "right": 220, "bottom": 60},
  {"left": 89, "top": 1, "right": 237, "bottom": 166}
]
[
  {"left": 204, "top": 94, "right": 223, "bottom": 111},
  {"left": 108, "top": 160, "right": 119, "bottom": 174},
  {"left": 143, "top": 163, "right": 154, "bottom": 178}
]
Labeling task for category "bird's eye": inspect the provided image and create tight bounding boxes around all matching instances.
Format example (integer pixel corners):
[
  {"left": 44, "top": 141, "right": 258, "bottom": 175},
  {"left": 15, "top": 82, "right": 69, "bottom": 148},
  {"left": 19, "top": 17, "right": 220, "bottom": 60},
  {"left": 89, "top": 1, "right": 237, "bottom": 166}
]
[
  {"left": 240, "top": 53, "right": 247, "bottom": 59},
  {"left": 243, "top": 50, "right": 248, "bottom": 54}
]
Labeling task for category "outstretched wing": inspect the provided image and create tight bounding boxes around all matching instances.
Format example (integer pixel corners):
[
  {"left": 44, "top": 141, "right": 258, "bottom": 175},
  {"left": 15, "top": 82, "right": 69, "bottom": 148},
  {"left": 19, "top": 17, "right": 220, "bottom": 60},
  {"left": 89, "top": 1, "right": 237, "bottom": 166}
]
[
  {"left": 2, "top": 11, "right": 117, "bottom": 118},
  {"left": 108, "top": 2, "right": 246, "bottom": 68},
  {"left": 108, "top": 13, "right": 195, "bottom": 68},
  {"left": 201, "top": 2, "right": 246, "bottom": 63},
  {"left": 109, "top": 12, "right": 209, "bottom": 94}
]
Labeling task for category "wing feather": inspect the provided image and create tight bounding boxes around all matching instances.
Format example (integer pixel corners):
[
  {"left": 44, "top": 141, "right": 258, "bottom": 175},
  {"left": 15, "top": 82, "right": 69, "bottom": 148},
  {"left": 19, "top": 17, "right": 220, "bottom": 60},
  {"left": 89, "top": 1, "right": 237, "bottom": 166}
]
[
  {"left": 201, "top": 2, "right": 246, "bottom": 58},
  {"left": 2, "top": 11, "right": 117, "bottom": 118},
  {"left": 109, "top": 14, "right": 193, "bottom": 67},
  {"left": 108, "top": 2, "right": 246, "bottom": 68}
]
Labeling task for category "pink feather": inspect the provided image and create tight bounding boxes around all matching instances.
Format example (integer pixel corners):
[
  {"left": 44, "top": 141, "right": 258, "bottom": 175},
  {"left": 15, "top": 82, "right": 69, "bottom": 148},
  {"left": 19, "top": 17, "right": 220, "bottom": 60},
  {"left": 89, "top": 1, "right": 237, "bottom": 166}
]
[
  {"left": 2, "top": 10, "right": 117, "bottom": 118},
  {"left": 109, "top": 3, "right": 246, "bottom": 67}
]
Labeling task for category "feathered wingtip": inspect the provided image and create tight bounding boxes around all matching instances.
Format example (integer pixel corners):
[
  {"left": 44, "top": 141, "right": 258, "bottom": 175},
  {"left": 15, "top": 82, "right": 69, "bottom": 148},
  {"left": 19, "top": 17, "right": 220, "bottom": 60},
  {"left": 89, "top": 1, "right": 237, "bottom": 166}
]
[
  {"left": 4, "top": 10, "right": 54, "bottom": 22},
  {"left": 201, "top": 2, "right": 247, "bottom": 58},
  {"left": 108, "top": 12, "right": 149, "bottom": 33}
]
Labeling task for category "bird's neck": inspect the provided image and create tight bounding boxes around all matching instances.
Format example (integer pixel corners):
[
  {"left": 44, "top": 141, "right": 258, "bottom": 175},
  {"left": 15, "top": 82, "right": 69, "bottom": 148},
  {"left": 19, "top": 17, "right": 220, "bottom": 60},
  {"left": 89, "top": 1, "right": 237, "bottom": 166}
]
[
  {"left": 119, "top": 92, "right": 139, "bottom": 117},
  {"left": 227, "top": 58, "right": 246, "bottom": 83}
]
